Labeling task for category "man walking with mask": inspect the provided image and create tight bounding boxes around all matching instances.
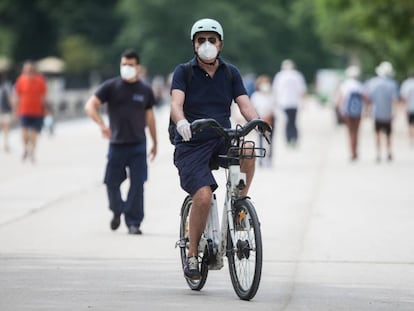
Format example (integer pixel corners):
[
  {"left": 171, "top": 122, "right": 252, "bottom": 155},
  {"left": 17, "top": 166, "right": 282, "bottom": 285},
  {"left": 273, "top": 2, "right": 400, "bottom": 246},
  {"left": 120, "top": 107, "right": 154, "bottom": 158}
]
[{"left": 85, "top": 48, "right": 157, "bottom": 234}]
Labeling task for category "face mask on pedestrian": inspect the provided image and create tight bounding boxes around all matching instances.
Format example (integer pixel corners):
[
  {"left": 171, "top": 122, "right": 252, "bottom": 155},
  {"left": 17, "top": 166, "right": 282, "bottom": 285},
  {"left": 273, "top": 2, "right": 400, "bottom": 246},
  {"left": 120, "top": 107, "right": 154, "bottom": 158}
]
[
  {"left": 197, "top": 41, "right": 218, "bottom": 61},
  {"left": 120, "top": 65, "right": 137, "bottom": 81},
  {"left": 259, "top": 83, "right": 271, "bottom": 93}
]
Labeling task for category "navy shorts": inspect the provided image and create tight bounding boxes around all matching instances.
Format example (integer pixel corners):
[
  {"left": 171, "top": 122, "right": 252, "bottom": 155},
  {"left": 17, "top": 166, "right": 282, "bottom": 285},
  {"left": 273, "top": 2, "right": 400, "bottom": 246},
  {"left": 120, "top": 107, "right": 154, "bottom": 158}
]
[
  {"left": 174, "top": 138, "right": 227, "bottom": 196},
  {"left": 20, "top": 116, "right": 44, "bottom": 132},
  {"left": 407, "top": 113, "right": 414, "bottom": 125},
  {"left": 375, "top": 120, "right": 392, "bottom": 136}
]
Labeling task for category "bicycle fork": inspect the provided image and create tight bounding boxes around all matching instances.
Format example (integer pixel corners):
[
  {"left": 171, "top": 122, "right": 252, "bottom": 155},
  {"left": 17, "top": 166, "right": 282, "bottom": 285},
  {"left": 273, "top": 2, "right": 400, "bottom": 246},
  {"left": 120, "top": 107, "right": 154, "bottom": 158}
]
[
  {"left": 201, "top": 194, "right": 223, "bottom": 270},
  {"left": 219, "top": 165, "right": 247, "bottom": 262}
]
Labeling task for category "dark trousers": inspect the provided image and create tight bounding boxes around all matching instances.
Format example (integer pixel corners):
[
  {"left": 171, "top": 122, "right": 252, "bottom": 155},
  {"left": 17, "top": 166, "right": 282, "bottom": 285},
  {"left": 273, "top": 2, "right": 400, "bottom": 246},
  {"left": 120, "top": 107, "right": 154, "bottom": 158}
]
[
  {"left": 284, "top": 108, "right": 298, "bottom": 144},
  {"left": 104, "top": 143, "right": 147, "bottom": 227}
]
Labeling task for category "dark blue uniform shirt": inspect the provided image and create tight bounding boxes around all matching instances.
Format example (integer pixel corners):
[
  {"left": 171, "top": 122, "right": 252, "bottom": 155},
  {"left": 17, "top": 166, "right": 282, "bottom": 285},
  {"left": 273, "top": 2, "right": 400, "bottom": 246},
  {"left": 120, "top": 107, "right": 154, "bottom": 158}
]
[
  {"left": 171, "top": 57, "right": 247, "bottom": 143},
  {"left": 96, "top": 77, "right": 155, "bottom": 144}
]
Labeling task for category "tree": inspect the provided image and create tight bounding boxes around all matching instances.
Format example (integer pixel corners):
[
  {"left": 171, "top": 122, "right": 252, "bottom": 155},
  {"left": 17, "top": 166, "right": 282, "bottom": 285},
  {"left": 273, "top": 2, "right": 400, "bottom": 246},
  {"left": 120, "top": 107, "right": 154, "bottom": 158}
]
[
  {"left": 115, "top": 0, "right": 338, "bottom": 81},
  {"left": 0, "top": 0, "right": 122, "bottom": 79},
  {"left": 0, "top": 0, "right": 56, "bottom": 64},
  {"left": 314, "top": 0, "right": 414, "bottom": 79}
]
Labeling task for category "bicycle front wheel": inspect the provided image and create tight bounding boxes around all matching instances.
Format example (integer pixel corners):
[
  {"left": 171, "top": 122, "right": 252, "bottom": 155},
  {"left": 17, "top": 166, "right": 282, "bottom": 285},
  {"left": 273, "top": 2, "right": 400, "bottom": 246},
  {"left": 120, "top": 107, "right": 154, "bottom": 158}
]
[
  {"left": 179, "top": 196, "right": 208, "bottom": 291},
  {"left": 227, "top": 198, "right": 262, "bottom": 300}
]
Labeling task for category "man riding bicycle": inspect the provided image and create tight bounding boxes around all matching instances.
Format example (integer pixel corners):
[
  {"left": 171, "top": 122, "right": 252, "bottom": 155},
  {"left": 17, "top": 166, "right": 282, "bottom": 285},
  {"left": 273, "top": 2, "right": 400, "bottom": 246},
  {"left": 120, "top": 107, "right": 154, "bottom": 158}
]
[{"left": 170, "top": 18, "right": 260, "bottom": 280}]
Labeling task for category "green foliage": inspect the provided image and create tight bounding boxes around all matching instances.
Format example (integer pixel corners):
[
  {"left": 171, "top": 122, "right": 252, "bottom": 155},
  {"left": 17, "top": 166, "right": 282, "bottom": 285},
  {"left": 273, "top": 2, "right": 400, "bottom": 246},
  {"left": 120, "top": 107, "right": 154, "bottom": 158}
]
[
  {"left": 2, "top": 0, "right": 413, "bottom": 84},
  {"left": 0, "top": 0, "right": 121, "bottom": 76},
  {"left": 314, "top": 0, "right": 414, "bottom": 79},
  {"left": 0, "top": 0, "right": 57, "bottom": 62},
  {"left": 0, "top": 27, "right": 14, "bottom": 56},
  {"left": 115, "top": 0, "right": 336, "bottom": 81},
  {"left": 38, "top": 0, "right": 122, "bottom": 47},
  {"left": 59, "top": 35, "right": 102, "bottom": 74}
]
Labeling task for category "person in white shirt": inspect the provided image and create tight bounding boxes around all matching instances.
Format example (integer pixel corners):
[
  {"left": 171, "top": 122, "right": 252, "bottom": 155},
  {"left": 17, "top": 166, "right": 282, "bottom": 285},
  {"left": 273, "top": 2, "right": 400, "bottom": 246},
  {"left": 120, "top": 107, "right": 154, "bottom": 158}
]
[
  {"left": 250, "top": 74, "right": 275, "bottom": 167},
  {"left": 272, "top": 59, "right": 307, "bottom": 147},
  {"left": 400, "top": 71, "right": 414, "bottom": 146},
  {"left": 365, "top": 61, "right": 399, "bottom": 162}
]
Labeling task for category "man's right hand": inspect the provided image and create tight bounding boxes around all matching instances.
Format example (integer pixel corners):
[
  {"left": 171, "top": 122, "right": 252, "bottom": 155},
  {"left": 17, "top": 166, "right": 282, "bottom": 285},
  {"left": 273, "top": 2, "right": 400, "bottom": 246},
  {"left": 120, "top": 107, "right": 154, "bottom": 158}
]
[
  {"left": 176, "top": 119, "right": 192, "bottom": 141},
  {"left": 100, "top": 125, "right": 111, "bottom": 139}
]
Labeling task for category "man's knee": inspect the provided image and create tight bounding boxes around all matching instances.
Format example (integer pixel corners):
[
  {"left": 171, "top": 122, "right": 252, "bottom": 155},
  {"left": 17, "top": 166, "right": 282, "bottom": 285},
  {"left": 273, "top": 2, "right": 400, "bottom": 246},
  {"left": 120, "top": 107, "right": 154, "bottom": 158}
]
[{"left": 193, "top": 186, "right": 212, "bottom": 207}]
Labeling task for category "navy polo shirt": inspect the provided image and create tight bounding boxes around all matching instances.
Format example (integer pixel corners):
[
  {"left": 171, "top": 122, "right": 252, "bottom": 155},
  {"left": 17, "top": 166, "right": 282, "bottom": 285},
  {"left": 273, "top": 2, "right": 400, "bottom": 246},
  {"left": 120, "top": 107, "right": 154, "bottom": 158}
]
[{"left": 171, "top": 57, "right": 247, "bottom": 143}]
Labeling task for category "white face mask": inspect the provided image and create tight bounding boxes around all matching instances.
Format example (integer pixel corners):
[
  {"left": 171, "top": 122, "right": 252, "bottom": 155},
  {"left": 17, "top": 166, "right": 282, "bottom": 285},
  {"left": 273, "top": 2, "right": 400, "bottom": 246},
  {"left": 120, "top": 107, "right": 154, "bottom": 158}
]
[
  {"left": 120, "top": 65, "right": 137, "bottom": 81},
  {"left": 197, "top": 41, "right": 218, "bottom": 61},
  {"left": 259, "top": 83, "right": 271, "bottom": 93}
]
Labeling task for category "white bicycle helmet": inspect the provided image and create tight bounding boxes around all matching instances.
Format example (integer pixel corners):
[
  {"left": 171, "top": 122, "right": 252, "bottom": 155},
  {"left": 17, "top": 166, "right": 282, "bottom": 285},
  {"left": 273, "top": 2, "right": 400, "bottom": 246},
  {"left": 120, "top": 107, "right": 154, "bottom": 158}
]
[{"left": 190, "top": 18, "right": 224, "bottom": 41}]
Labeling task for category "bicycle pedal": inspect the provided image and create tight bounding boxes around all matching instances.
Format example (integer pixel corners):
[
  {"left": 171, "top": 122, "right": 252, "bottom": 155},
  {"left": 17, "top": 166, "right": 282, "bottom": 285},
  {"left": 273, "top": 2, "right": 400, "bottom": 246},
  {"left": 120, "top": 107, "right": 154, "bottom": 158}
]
[
  {"left": 208, "top": 256, "right": 224, "bottom": 270},
  {"left": 175, "top": 238, "right": 187, "bottom": 248}
]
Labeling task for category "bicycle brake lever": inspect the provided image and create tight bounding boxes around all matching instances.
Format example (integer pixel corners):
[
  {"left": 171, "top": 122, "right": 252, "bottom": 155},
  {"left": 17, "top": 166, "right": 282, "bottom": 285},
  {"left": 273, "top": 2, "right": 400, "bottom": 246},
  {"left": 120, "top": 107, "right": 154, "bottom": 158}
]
[
  {"left": 263, "top": 132, "right": 271, "bottom": 144},
  {"left": 257, "top": 123, "right": 272, "bottom": 145}
]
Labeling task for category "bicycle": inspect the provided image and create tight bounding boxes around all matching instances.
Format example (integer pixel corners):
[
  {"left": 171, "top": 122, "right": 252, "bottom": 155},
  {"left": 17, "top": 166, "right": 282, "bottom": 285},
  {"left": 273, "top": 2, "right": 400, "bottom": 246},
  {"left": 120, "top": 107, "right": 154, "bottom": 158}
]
[{"left": 176, "top": 118, "right": 272, "bottom": 300}]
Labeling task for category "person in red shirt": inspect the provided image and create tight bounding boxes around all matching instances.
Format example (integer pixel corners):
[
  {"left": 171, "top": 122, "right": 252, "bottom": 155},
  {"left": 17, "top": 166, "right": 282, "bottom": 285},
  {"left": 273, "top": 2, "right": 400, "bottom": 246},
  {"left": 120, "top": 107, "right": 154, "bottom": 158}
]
[{"left": 14, "top": 61, "right": 47, "bottom": 162}]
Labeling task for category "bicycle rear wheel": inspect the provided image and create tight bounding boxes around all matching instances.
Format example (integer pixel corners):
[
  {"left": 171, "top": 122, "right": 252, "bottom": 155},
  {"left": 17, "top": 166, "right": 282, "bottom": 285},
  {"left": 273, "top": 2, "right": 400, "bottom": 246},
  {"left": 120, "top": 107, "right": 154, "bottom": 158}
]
[
  {"left": 179, "top": 196, "right": 208, "bottom": 290},
  {"left": 227, "top": 198, "right": 262, "bottom": 300}
]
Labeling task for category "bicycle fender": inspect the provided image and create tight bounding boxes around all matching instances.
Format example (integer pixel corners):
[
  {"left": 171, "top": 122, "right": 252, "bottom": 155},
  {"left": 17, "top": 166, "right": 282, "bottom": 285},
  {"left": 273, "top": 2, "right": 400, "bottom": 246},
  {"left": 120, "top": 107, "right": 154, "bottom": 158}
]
[
  {"left": 180, "top": 195, "right": 192, "bottom": 216},
  {"left": 233, "top": 196, "right": 251, "bottom": 205}
]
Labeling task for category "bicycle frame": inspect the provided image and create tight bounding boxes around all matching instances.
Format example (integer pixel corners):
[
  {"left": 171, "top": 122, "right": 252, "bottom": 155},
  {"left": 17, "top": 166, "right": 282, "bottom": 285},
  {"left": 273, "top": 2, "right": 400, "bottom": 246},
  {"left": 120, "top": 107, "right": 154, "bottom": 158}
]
[
  {"left": 200, "top": 163, "right": 246, "bottom": 270},
  {"left": 178, "top": 118, "right": 271, "bottom": 299}
]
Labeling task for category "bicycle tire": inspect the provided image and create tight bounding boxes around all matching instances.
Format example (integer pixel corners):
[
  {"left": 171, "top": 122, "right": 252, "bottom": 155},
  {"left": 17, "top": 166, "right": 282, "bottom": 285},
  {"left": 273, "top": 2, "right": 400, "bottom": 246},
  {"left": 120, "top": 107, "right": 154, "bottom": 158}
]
[
  {"left": 227, "top": 198, "right": 262, "bottom": 300},
  {"left": 179, "top": 196, "right": 208, "bottom": 290}
]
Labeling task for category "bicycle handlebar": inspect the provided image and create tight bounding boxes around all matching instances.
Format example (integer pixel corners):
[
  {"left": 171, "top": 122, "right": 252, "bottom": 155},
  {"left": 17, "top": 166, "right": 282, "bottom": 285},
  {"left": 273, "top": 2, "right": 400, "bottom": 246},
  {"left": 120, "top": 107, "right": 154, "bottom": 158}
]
[{"left": 190, "top": 118, "right": 272, "bottom": 144}]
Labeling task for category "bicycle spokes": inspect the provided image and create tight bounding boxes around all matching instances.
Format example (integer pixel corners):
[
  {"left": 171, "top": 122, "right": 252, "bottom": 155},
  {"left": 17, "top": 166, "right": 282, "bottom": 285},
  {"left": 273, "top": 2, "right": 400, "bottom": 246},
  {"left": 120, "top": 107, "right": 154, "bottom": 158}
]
[{"left": 228, "top": 199, "right": 262, "bottom": 300}]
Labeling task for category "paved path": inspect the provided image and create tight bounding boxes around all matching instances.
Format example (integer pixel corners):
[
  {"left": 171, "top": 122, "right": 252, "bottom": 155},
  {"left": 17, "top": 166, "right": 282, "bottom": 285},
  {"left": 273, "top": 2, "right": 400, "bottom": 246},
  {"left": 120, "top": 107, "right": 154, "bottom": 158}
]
[{"left": 1, "top": 99, "right": 413, "bottom": 310}]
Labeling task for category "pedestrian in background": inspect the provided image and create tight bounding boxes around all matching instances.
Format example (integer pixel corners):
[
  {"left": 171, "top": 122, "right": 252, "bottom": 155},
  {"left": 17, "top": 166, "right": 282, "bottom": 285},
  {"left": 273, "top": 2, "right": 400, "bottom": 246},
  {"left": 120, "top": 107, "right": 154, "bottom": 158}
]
[
  {"left": 85, "top": 48, "right": 158, "bottom": 235},
  {"left": 337, "top": 65, "right": 369, "bottom": 161},
  {"left": 0, "top": 72, "right": 13, "bottom": 152},
  {"left": 250, "top": 74, "right": 275, "bottom": 167},
  {"left": 400, "top": 70, "right": 414, "bottom": 146},
  {"left": 272, "top": 59, "right": 307, "bottom": 148},
  {"left": 14, "top": 61, "right": 47, "bottom": 162},
  {"left": 365, "top": 61, "right": 399, "bottom": 162}
]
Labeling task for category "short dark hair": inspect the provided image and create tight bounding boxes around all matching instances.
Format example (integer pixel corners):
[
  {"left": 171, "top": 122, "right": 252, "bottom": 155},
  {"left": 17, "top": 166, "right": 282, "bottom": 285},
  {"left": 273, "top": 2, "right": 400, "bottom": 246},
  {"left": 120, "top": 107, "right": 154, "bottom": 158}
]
[{"left": 121, "top": 48, "right": 140, "bottom": 64}]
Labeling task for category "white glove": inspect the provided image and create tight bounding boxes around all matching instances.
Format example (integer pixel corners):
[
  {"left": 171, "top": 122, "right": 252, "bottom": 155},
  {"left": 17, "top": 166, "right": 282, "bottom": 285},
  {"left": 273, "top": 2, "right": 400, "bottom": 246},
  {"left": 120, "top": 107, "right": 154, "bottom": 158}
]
[{"left": 176, "top": 119, "right": 192, "bottom": 141}]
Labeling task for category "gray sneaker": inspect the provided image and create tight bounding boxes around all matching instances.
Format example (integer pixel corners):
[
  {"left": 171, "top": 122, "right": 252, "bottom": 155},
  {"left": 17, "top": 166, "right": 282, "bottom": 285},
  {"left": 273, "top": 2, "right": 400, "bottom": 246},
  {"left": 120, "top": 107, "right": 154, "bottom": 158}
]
[
  {"left": 128, "top": 225, "right": 142, "bottom": 235},
  {"left": 183, "top": 256, "right": 201, "bottom": 280}
]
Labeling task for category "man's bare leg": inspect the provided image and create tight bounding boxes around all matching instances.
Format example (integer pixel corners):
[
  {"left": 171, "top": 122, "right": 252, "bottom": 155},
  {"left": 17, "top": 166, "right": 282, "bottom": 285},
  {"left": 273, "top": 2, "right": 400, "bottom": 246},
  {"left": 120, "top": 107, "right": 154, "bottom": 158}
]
[
  {"left": 188, "top": 186, "right": 212, "bottom": 257},
  {"left": 240, "top": 141, "right": 256, "bottom": 196},
  {"left": 240, "top": 157, "right": 255, "bottom": 196},
  {"left": 29, "top": 130, "right": 39, "bottom": 162},
  {"left": 22, "top": 128, "right": 30, "bottom": 160},
  {"left": 386, "top": 134, "right": 392, "bottom": 160},
  {"left": 376, "top": 132, "right": 381, "bottom": 162}
]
